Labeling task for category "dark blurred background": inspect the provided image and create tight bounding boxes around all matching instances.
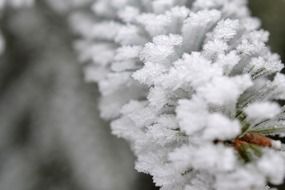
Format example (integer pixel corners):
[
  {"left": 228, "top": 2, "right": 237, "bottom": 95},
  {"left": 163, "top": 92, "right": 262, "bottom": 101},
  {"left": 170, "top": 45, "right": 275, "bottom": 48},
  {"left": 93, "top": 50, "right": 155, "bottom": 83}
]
[
  {"left": 250, "top": 0, "right": 285, "bottom": 62},
  {"left": 0, "top": 0, "right": 284, "bottom": 190}
]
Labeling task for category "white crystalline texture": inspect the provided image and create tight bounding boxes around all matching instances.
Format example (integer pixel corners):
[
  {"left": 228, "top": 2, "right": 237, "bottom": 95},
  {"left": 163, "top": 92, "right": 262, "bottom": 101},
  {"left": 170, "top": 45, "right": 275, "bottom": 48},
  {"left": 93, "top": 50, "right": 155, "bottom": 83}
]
[
  {"left": 257, "top": 150, "right": 285, "bottom": 185},
  {"left": 215, "top": 166, "right": 267, "bottom": 190},
  {"left": 177, "top": 97, "right": 209, "bottom": 135},
  {"left": 182, "top": 10, "right": 221, "bottom": 52},
  {"left": 74, "top": 0, "right": 285, "bottom": 189},
  {"left": 159, "top": 53, "right": 223, "bottom": 90},
  {"left": 140, "top": 34, "right": 183, "bottom": 65},
  {"left": 210, "top": 19, "right": 240, "bottom": 42},
  {"left": 197, "top": 75, "right": 253, "bottom": 106},
  {"left": 203, "top": 113, "right": 241, "bottom": 141},
  {"left": 244, "top": 102, "right": 281, "bottom": 122},
  {"left": 136, "top": 14, "right": 172, "bottom": 37},
  {"left": 170, "top": 144, "right": 237, "bottom": 173},
  {"left": 273, "top": 73, "right": 285, "bottom": 99}
]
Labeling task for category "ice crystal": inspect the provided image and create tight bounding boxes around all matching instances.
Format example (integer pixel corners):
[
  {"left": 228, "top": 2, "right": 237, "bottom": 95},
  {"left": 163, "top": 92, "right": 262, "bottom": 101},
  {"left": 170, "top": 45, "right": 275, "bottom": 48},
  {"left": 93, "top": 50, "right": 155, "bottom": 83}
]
[{"left": 74, "top": 0, "right": 285, "bottom": 189}]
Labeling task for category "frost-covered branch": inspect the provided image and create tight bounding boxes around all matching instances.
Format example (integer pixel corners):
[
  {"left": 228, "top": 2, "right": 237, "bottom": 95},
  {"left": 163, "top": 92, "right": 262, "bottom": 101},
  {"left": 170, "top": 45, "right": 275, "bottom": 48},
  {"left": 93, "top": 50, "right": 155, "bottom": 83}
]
[{"left": 74, "top": 0, "right": 285, "bottom": 190}]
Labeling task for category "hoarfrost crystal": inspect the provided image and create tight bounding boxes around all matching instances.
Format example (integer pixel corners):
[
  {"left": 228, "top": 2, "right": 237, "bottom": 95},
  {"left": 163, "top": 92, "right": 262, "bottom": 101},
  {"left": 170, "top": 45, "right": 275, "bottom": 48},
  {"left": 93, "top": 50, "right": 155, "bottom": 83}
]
[{"left": 74, "top": 0, "right": 285, "bottom": 189}]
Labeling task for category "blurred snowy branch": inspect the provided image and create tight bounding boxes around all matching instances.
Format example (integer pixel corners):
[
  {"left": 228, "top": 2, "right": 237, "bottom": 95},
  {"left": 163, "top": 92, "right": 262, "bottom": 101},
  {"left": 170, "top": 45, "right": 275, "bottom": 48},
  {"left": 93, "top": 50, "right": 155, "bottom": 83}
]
[{"left": 0, "top": 1, "right": 146, "bottom": 190}]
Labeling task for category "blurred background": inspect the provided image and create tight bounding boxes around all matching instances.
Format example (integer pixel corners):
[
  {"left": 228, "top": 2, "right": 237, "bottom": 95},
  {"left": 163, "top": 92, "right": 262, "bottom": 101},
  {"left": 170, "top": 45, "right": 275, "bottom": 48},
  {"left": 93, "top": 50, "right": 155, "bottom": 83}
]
[{"left": 0, "top": 0, "right": 284, "bottom": 190}]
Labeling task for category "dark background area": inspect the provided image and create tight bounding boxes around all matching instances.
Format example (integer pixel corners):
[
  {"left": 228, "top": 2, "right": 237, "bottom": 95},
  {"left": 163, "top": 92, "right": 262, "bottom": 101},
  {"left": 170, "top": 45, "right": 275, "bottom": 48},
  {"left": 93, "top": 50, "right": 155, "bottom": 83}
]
[
  {"left": 250, "top": 0, "right": 285, "bottom": 62},
  {"left": 0, "top": 0, "right": 284, "bottom": 190}
]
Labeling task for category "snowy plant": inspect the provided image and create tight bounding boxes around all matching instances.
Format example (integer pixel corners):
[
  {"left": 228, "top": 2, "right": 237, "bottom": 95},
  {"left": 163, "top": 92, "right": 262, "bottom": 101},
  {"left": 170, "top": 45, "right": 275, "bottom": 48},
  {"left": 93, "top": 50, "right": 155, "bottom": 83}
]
[{"left": 73, "top": 0, "right": 285, "bottom": 190}]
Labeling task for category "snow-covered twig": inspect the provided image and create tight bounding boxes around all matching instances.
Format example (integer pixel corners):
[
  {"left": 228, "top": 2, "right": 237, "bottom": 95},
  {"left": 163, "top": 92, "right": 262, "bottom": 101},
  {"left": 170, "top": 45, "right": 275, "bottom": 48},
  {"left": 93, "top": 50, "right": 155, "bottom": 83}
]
[{"left": 75, "top": 0, "right": 285, "bottom": 189}]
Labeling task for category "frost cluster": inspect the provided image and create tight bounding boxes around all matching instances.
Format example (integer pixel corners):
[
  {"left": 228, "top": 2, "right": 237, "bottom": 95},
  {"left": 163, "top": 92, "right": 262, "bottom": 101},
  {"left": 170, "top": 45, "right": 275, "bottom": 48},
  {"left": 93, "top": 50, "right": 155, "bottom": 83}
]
[{"left": 73, "top": 0, "right": 285, "bottom": 189}]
